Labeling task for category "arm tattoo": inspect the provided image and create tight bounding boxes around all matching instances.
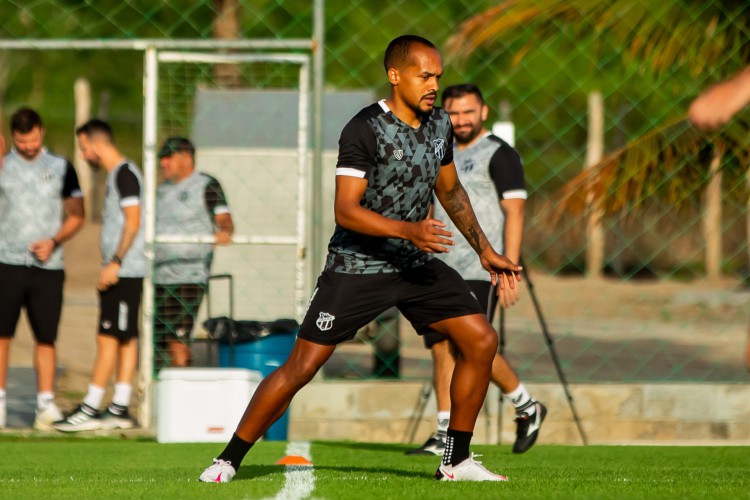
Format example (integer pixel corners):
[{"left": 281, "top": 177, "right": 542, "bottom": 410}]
[{"left": 440, "top": 181, "right": 489, "bottom": 254}]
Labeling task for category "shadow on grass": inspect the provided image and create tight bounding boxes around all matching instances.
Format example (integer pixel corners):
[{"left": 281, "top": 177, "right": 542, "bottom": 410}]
[
  {"left": 313, "top": 441, "right": 413, "bottom": 454},
  {"left": 236, "top": 463, "right": 428, "bottom": 481}
]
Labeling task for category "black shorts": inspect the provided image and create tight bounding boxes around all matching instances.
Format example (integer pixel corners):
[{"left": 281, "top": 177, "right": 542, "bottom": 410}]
[
  {"left": 154, "top": 283, "right": 207, "bottom": 343},
  {"left": 99, "top": 278, "right": 143, "bottom": 341},
  {"left": 422, "top": 280, "right": 498, "bottom": 348},
  {"left": 0, "top": 263, "right": 65, "bottom": 344},
  {"left": 297, "top": 259, "right": 484, "bottom": 346}
]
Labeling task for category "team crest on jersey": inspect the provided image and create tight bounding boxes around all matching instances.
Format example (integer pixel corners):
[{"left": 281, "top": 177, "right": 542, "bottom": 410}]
[
  {"left": 316, "top": 312, "right": 335, "bottom": 331},
  {"left": 394, "top": 149, "right": 404, "bottom": 160},
  {"left": 433, "top": 139, "right": 445, "bottom": 160},
  {"left": 460, "top": 159, "right": 475, "bottom": 173}
]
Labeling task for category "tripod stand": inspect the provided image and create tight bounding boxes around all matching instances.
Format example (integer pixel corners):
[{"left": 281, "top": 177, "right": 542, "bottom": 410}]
[
  {"left": 496, "top": 259, "right": 587, "bottom": 445},
  {"left": 404, "top": 259, "right": 588, "bottom": 446}
]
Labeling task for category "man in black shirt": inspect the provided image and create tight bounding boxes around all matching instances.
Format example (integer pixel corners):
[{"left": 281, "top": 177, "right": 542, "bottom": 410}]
[{"left": 200, "top": 35, "right": 521, "bottom": 483}]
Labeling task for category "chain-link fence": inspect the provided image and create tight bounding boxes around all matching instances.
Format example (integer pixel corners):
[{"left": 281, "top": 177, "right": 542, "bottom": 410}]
[{"left": 1, "top": 0, "right": 748, "bottom": 382}]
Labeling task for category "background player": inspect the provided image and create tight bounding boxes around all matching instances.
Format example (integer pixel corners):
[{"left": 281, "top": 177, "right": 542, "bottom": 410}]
[
  {"left": 407, "top": 83, "right": 545, "bottom": 457},
  {"left": 0, "top": 107, "right": 85, "bottom": 430},
  {"left": 154, "top": 136, "right": 234, "bottom": 367},
  {"left": 54, "top": 119, "right": 145, "bottom": 432}
]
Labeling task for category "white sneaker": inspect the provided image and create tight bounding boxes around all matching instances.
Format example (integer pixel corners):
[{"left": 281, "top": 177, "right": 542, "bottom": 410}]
[
  {"left": 199, "top": 459, "right": 236, "bottom": 483},
  {"left": 99, "top": 407, "right": 136, "bottom": 430},
  {"left": 52, "top": 405, "right": 102, "bottom": 432},
  {"left": 435, "top": 454, "right": 508, "bottom": 481},
  {"left": 34, "top": 402, "right": 64, "bottom": 431}
]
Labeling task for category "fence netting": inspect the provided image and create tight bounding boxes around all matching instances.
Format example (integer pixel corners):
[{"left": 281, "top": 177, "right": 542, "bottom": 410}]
[{"left": 1, "top": 0, "right": 748, "bottom": 381}]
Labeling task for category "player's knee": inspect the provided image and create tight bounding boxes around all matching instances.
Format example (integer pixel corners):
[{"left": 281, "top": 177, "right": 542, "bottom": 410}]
[{"left": 473, "top": 327, "right": 498, "bottom": 358}]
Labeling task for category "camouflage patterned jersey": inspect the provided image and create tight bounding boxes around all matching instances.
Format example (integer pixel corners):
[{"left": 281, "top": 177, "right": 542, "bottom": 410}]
[
  {"left": 153, "top": 172, "right": 230, "bottom": 285},
  {"left": 0, "top": 147, "right": 82, "bottom": 269},
  {"left": 432, "top": 133, "right": 526, "bottom": 281},
  {"left": 327, "top": 100, "right": 454, "bottom": 274}
]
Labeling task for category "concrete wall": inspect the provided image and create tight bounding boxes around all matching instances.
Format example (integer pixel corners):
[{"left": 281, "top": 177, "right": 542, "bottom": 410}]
[{"left": 288, "top": 381, "right": 750, "bottom": 445}]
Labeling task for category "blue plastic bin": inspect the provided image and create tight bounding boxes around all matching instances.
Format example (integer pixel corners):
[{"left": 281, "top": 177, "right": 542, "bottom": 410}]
[{"left": 218, "top": 331, "right": 296, "bottom": 440}]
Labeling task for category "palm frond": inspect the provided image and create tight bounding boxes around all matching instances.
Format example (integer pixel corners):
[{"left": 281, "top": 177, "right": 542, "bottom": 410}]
[
  {"left": 446, "top": 0, "right": 750, "bottom": 76},
  {"left": 553, "top": 113, "right": 750, "bottom": 218}
]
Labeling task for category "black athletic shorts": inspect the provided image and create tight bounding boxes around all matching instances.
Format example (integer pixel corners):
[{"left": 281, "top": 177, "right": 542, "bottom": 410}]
[
  {"left": 99, "top": 278, "right": 143, "bottom": 341},
  {"left": 297, "top": 258, "right": 484, "bottom": 346},
  {"left": 154, "top": 283, "right": 207, "bottom": 343},
  {"left": 0, "top": 263, "right": 65, "bottom": 344},
  {"left": 422, "top": 280, "right": 498, "bottom": 348}
]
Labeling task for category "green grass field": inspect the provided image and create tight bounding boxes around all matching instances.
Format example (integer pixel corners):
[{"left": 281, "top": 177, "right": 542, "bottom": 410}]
[{"left": 0, "top": 435, "right": 747, "bottom": 499}]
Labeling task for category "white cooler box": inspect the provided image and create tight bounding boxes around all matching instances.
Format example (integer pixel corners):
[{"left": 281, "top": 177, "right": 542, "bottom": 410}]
[{"left": 157, "top": 367, "right": 262, "bottom": 443}]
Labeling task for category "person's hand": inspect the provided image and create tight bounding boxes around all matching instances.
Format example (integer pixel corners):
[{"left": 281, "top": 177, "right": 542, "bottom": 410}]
[
  {"left": 497, "top": 280, "right": 521, "bottom": 308},
  {"left": 214, "top": 231, "right": 232, "bottom": 245},
  {"left": 29, "top": 238, "right": 56, "bottom": 262},
  {"left": 404, "top": 218, "right": 455, "bottom": 253},
  {"left": 480, "top": 251, "right": 522, "bottom": 290},
  {"left": 98, "top": 263, "right": 121, "bottom": 291},
  {"left": 689, "top": 68, "right": 750, "bottom": 130}
]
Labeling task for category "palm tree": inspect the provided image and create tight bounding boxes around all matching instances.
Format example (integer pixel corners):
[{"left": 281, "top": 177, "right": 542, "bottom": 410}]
[{"left": 446, "top": 0, "right": 750, "bottom": 278}]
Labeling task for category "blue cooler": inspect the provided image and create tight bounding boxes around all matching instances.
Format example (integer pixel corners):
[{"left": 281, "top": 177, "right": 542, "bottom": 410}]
[{"left": 219, "top": 331, "right": 296, "bottom": 440}]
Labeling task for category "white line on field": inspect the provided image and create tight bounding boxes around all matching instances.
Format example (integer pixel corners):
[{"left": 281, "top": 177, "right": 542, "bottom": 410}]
[{"left": 271, "top": 441, "right": 314, "bottom": 500}]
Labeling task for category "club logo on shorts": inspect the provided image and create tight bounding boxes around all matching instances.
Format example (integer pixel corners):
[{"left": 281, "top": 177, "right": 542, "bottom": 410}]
[
  {"left": 316, "top": 312, "right": 335, "bottom": 331},
  {"left": 101, "top": 320, "right": 112, "bottom": 330},
  {"left": 433, "top": 139, "right": 445, "bottom": 160},
  {"left": 394, "top": 149, "right": 404, "bottom": 160}
]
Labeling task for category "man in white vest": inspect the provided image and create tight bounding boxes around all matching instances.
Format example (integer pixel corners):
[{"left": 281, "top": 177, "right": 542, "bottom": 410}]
[
  {"left": 0, "top": 107, "right": 85, "bottom": 430},
  {"left": 153, "top": 137, "right": 234, "bottom": 367},
  {"left": 54, "top": 119, "right": 144, "bottom": 432}
]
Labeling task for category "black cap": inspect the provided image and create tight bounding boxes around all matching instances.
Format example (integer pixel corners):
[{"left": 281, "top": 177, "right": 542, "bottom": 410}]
[{"left": 158, "top": 136, "right": 195, "bottom": 158}]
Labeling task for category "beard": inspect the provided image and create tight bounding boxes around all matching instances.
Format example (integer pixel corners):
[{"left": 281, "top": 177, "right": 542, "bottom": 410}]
[{"left": 453, "top": 123, "right": 482, "bottom": 144}]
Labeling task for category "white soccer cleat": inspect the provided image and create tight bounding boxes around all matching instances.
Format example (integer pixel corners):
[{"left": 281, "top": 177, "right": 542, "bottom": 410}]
[
  {"left": 34, "top": 402, "right": 64, "bottom": 431},
  {"left": 435, "top": 454, "right": 508, "bottom": 482},
  {"left": 52, "top": 405, "right": 102, "bottom": 432},
  {"left": 199, "top": 459, "right": 236, "bottom": 483}
]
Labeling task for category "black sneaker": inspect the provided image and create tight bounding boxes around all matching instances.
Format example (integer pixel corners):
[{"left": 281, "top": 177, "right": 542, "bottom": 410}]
[
  {"left": 513, "top": 401, "right": 547, "bottom": 454},
  {"left": 406, "top": 432, "right": 447, "bottom": 456},
  {"left": 100, "top": 405, "right": 136, "bottom": 430}
]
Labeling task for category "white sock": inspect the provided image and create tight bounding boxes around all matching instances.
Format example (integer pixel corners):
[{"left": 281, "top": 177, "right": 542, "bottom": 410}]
[
  {"left": 83, "top": 384, "right": 106, "bottom": 410},
  {"left": 0, "top": 388, "right": 6, "bottom": 400},
  {"left": 437, "top": 411, "right": 450, "bottom": 433},
  {"left": 504, "top": 383, "right": 535, "bottom": 415},
  {"left": 112, "top": 383, "right": 132, "bottom": 408},
  {"left": 37, "top": 391, "right": 55, "bottom": 410}
]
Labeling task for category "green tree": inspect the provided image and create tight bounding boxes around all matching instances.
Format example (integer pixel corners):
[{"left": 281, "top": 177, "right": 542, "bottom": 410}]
[{"left": 446, "top": 0, "right": 750, "bottom": 278}]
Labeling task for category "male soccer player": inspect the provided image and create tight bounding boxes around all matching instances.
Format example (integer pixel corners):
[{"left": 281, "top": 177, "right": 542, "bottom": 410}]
[
  {"left": 407, "top": 84, "right": 546, "bottom": 457},
  {"left": 53, "top": 119, "right": 145, "bottom": 432},
  {"left": 0, "top": 107, "right": 85, "bottom": 430},
  {"left": 154, "top": 136, "right": 234, "bottom": 367},
  {"left": 199, "top": 35, "right": 522, "bottom": 483}
]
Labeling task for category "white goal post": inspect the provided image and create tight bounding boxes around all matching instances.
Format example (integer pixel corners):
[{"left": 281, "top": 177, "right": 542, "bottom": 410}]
[{"left": 0, "top": 39, "right": 314, "bottom": 433}]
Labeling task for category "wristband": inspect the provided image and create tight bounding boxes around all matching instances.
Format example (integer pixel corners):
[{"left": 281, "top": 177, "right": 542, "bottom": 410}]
[
  {"left": 52, "top": 238, "right": 61, "bottom": 248},
  {"left": 111, "top": 255, "right": 123, "bottom": 265}
]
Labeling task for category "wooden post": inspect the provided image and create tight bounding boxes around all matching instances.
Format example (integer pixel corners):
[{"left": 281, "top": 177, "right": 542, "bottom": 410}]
[
  {"left": 703, "top": 144, "right": 724, "bottom": 280},
  {"left": 213, "top": 0, "right": 241, "bottom": 87},
  {"left": 74, "top": 77, "right": 92, "bottom": 221},
  {"left": 585, "top": 91, "right": 605, "bottom": 278},
  {"left": 747, "top": 164, "right": 750, "bottom": 284}
]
